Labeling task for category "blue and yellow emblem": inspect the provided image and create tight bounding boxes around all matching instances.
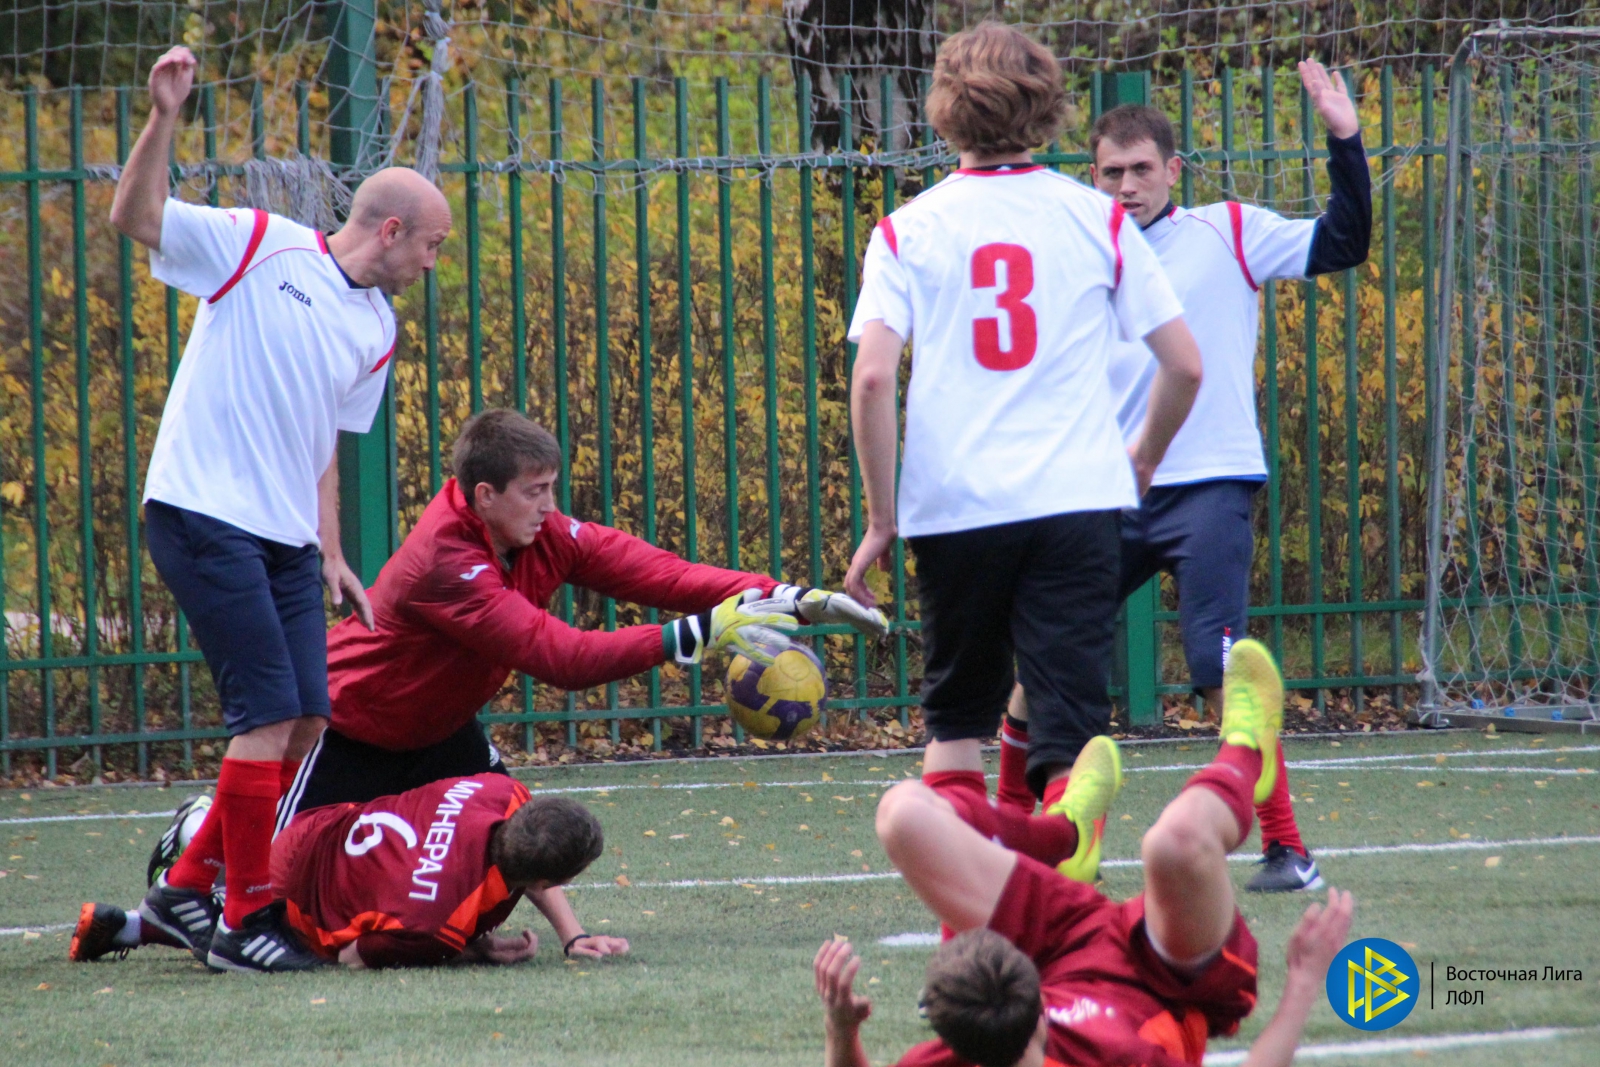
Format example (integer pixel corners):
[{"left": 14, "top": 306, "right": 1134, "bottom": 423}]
[{"left": 1326, "top": 938, "right": 1419, "bottom": 1031}]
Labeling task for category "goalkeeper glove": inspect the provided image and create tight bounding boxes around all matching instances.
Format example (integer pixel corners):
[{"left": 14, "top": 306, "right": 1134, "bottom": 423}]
[
  {"left": 743, "top": 584, "right": 890, "bottom": 639},
  {"left": 662, "top": 589, "right": 799, "bottom": 666}
]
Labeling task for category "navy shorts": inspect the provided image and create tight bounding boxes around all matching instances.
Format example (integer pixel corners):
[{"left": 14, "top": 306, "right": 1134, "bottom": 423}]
[
  {"left": 145, "top": 501, "right": 331, "bottom": 736},
  {"left": 1118, "top": 479, "right": 1260, "bottom": 691},
  {"left": 910, "top": 510, "right": 1121, "bottom": 797}
]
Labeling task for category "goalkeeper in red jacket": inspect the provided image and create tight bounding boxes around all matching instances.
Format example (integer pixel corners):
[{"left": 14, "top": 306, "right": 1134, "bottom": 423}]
[
  {"left": 276, "top": 407, "right": 887, "bottom": 821},
  {"left": 90, "top": 407, "right": 885, "bottom": 966}
]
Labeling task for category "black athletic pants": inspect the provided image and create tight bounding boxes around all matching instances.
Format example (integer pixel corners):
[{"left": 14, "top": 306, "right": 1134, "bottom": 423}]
[
  {"left": 909, "top": 509, "right": 1121, "bottom": 798},
  {"left": 276, "top": 719, "right": 508, "bottom": 832}
]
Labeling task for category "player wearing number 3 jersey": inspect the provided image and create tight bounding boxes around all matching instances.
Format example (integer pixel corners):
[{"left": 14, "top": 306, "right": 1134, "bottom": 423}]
[{"left": 844, "top": 23, "right": 1203, "bottom": 804}]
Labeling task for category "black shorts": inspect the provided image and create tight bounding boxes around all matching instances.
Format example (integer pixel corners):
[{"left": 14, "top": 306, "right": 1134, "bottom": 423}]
[
  {"left": 909, "top": 510, "right": 1121, "bottom": 797},
  {"left": 1118, "top": 479, "right": 1259, "bottom": 692},
  {"left": 144, "top": 500, "right": 330, "bottom": 736},
  {"left": 275, "top": 719, "right": 508, "bottom": 831}
]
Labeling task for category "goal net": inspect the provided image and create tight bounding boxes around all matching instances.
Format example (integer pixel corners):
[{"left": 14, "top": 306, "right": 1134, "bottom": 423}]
[{"left": 1421, "top": 27, "right": 1600, "bottom": 724}]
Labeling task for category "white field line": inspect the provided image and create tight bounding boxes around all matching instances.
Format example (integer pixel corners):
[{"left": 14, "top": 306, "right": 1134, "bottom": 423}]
[
  {"left": 562, "top": 833, "right": 1600, "bottom": 892},
  {"left": 2, "top": 746, "right": 1595, "bottom": 828},
  {"left": 6, "top": 834, "right": 1599, "bottom": 937},
  {"left": 1202, "top": 1026, "right": 1595, "bottom": 1064},
  {"left": 0, "top": 922, "right": 73, "bottom": 936}
]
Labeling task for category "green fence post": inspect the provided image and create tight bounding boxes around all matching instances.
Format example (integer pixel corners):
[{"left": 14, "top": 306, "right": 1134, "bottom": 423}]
[
  {"left": 329, "top": 0, "right": 393, "bottom": 584},
  {"left": 1100, "top": 72, "right": 1160, "bottom": 726}
]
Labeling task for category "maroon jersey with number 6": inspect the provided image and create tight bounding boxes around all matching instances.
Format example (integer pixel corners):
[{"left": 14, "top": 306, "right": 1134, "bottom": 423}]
[{"left": 274, "top": 773, "right": 531, "bottom": 967}]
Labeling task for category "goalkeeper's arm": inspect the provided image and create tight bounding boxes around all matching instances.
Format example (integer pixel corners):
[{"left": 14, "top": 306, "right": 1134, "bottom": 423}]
[{"left": 1239, "top": 888, "right": 1355, "bottom": 1067}]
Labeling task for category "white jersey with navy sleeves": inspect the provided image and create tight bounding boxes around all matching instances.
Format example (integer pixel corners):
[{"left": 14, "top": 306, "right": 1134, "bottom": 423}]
[
  {"left": 847, "top": 167, "right": 1185, "bottom": 538},
  {"left": 144, "top": 199, "right": 396, "bottom": 547},
  {"left": 1107, "top": 201, "right": 1316, "bottom": 486}
]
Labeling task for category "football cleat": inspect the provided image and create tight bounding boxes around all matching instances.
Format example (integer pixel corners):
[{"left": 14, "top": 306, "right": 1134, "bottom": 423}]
[
  {"left": 206, "top": 903, "right": 324, "bottom": 973},
  {"left": 1220, "top": 638, "right": 1285, "bottom": 805},
  {"left": 137, "top": 871, "right": 221, "bottom": 961},
  {"left": 1046, "top": 735, "right": 1124, "bottom": 884},
  {"left": 147, "top": 793, "right": 213, "bottom": 887},
  {"left": 1246, "top": 842, "right": 1325, "bottom": 893},
  {"left": 69, "top": 902, "right": 130, "bottom": 962}
]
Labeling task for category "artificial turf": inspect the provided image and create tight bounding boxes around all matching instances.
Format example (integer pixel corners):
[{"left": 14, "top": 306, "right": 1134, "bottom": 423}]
[{"left": 2, "top": 730, "right": 1597, "bottom": 1066}]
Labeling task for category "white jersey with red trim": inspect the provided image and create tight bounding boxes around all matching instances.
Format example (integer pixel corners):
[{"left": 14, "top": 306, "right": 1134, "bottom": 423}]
[
  {"left": 1107, "top": 201, "right": 1315, "bottom": 487},
  {"left": 847, "top": 167, "right": 1184, "bottom": 538},
  {"left": 144, "top": 200, "right": 396, "bottom": 546}
]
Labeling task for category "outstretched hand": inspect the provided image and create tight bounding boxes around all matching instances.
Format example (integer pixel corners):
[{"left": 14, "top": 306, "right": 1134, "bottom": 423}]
[
  {"left": 567, "top": 934, "right": 630, "bottom": 959},
  {"left": 814, "top": 938, "right": 873, "bottom": 1033},
  {"left": 1285, "top": 886, "right": 1355, "bottom": 983},
  {"left": 1299, "top": 60, "right": 1359, "bottom": 140},
  {"left": 148, "top": 46, "right": 197, "bottom": 117}
]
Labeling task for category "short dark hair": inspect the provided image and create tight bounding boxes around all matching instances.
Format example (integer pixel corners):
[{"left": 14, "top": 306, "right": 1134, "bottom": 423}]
[
  {"left": 926, "top": 22, "right": 1066, "bottom": 155},
  {"left": 490, "top": 796, "right": 604, "bottom": 886},
  {"left": 451, "top": 408, "right": 562, "bottom": 495},
  {"left": 921, "top": 930, "right": 1042, "bottom": 1067},
  {"left": 1090, "top": 104, "right": 1177, "bottom": 163}
]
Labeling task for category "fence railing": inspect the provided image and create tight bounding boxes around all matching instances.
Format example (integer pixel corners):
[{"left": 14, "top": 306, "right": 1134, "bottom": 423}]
[{"left": 1, "top": 62, "right": 1462, "bottom": 773}]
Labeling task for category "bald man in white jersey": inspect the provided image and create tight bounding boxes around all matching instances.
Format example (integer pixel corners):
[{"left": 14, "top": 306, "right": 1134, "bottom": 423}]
[{"left": 112, "top": 46, "right": 451, "bottom": 972}]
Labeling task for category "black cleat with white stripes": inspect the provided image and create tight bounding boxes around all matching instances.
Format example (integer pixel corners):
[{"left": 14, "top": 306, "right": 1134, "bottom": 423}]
[
  {"left": 138, "top": 872, "right": 222, "bottom": 961},
  {"left": 206, "top": 902, "right": 324, "bottom": 973}
]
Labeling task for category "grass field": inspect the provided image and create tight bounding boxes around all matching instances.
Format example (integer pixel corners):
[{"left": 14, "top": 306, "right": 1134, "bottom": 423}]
[{"left": 3, "top": 731, "right": 1598, "bottom": 1066}]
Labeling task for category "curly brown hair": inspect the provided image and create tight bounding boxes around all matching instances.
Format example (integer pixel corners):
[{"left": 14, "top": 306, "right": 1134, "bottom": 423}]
[{"left": 926, "top": 22, "right": 1066, "bottom": 156}]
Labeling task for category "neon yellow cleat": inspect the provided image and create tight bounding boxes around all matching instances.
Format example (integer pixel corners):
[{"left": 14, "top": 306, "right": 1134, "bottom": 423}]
[
  {"left": 1220, "top": 638, "right": 1285, "bottom": 805},
  {"left": 1046, "top": 735, "right": 1123, "bottom": 884}
]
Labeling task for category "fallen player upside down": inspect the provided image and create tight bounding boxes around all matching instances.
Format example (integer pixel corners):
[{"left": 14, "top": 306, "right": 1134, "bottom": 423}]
[{"left": 816, "top": 638, "right": 1354, "bottom": 1067}]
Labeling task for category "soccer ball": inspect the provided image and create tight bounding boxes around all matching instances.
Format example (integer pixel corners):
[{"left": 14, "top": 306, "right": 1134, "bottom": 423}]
[
  {"left": 146, "top": 793, "right": 213, "bottom": 887},
  {"left": 725, "top": 638, "right": 827, "bottom": 741}
]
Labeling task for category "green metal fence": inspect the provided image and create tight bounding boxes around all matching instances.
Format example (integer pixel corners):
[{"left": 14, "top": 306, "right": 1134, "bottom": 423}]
[{"left": 1, "top": 61, "right": 1455, "bottom": 773}]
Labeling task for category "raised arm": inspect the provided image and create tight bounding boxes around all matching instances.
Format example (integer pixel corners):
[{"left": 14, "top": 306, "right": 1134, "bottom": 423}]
[
  {"left": 1299, "top": 60, "right": 1372, "bottom": 276},
  {"left": 815, "top": 938, "right": 875, "bottom": 1067},
  {"left": 110, "top": 47, "right": 196, "bottom": 249},
  {"left": 1239, "top": 888, "right": 1355, "bottom": 1067}
]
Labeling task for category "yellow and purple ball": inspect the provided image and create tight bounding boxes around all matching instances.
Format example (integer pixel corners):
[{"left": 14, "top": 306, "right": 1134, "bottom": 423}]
[{"left": 724, "top": 641, "right": 827, "bottom": 741}]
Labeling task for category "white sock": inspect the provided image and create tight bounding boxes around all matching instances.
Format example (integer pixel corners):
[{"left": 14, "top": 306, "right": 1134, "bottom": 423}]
[{"left": 112, "top": 909, "right": 142, "bottom": 947}]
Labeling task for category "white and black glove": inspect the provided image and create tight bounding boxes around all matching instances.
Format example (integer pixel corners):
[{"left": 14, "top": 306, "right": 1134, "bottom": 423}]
[
  {"left": 662, "top": 590, "right": 799, "bottom": 666},
  {"left": 745, "top": 584, "right": 890, "bottom": 639}
]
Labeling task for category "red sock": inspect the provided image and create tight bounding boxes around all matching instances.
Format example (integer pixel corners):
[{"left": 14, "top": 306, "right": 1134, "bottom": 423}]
[
  {"left": 216, "top": 758, "right": 282, "bottom": 926},
  {"left": 1255, "top": 745, "right": 1306, "bottom": 856},
  {"left": 997, "top": 716, "right": 1035, "bottom": 814},
  {"left": 1042, "top": 775, "right": 1068, "bottom": 812},
  {"left": 164, "top": 794, "right": 223, "bottom": 892},
  {"left": 278, "top": 758, "right": 302, "bottom": 796},
  {"left": 1183, "top": 743, "right": 1262, "bottom": 842},
  {"left": 926, "top": 771, "right": 1079, "bottom": 866},
  {"left": 924, "top": 771, "right": 999, "bottom": 839}
]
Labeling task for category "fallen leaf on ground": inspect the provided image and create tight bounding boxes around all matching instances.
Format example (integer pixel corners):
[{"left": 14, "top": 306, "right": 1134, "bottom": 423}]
[
  {"left": 614, "top": 874, "right": 632, "bottom": 887},
  {"left": 1485, "top": 856, "right": 1501, "bottom": 867}
]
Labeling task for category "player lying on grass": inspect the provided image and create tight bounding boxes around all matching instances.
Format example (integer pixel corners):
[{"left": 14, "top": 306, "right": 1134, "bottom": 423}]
[
  {"left": 816, "top": 639, "right": 1355, "bottom": 1067},
  {"left": 116, "top": 44, "right": 450, "bottom": 972},
  {"left": 844, "top": 22, "right": 1202, "bottom": 828},
  {"left": 75, "top": 775, "right": 615, "bottom": 970},
  {"left": 1009, "top": 58, "right": 1371, "bottom": 895},
  {"left": 128, "top": 408, "right": 884, "bottom": 961}
]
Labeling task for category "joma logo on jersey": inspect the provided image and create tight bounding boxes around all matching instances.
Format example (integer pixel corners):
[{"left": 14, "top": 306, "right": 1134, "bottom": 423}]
[
  {"left": 278, "top": 280, "right": 313, "bottom": 308},
  {"left": 409, "top": 779, "right": 484, "bottom": 901}
]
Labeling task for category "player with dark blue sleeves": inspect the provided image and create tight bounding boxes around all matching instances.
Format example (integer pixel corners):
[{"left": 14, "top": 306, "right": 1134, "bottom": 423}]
[{"left": 1012, "top": 60, "right": 1371, "bottom": 894}]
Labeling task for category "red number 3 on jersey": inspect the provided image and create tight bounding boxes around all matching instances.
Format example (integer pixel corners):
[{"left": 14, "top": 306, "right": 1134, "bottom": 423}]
[{"left": 970, "top": 243, "right": 1037, "bottom": 371}]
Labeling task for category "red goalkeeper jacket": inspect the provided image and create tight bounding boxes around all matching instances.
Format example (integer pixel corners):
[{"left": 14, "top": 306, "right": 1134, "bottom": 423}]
[{"left": 326, "top": 478, "right": 778, "bottom": 751}]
